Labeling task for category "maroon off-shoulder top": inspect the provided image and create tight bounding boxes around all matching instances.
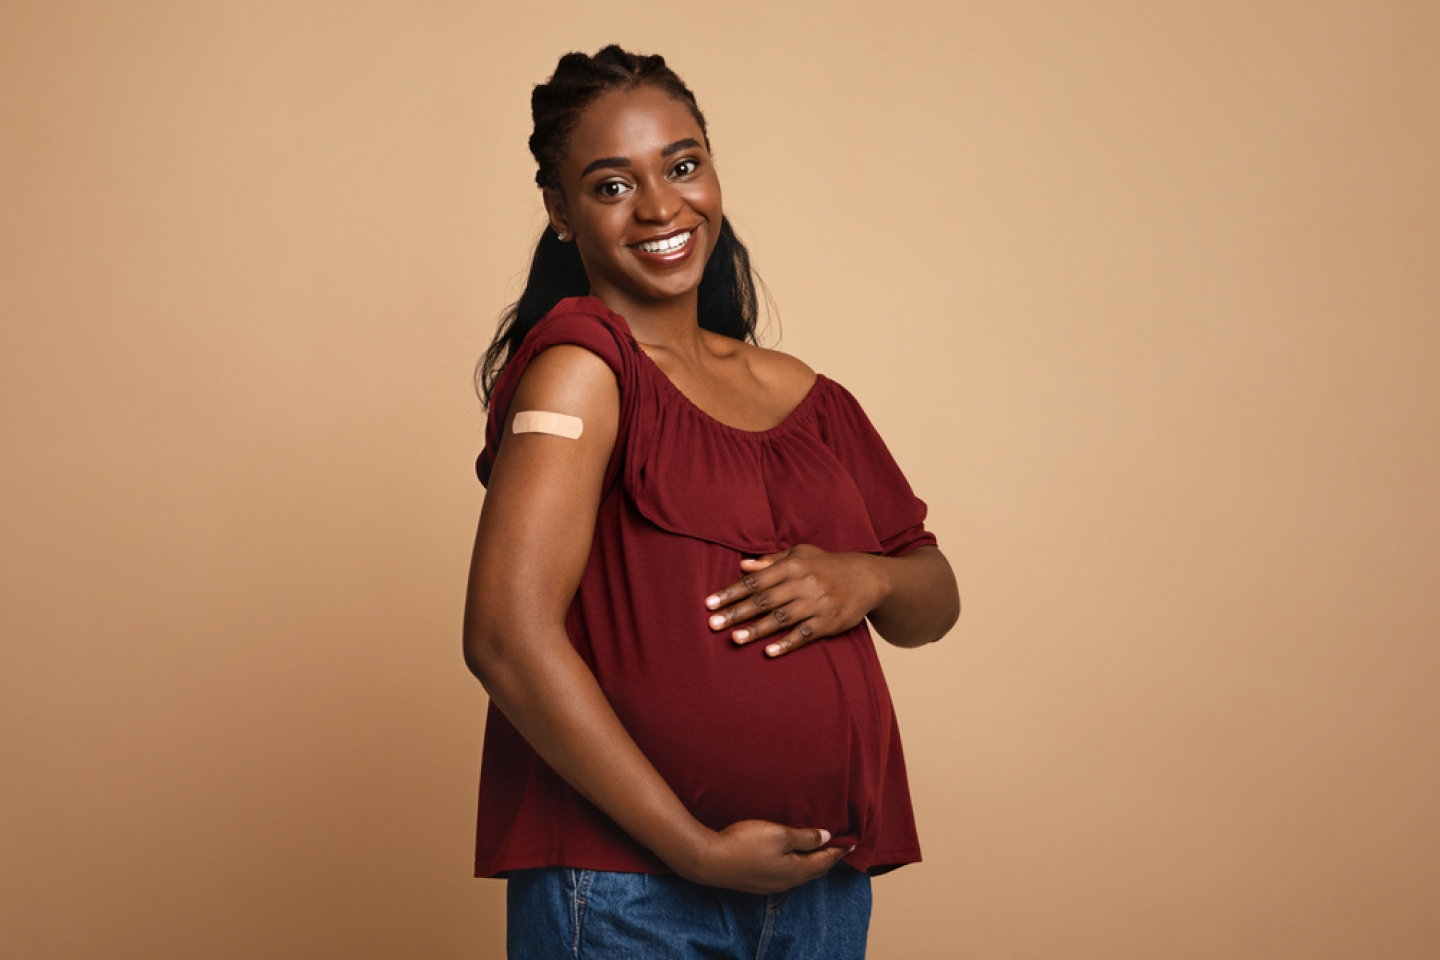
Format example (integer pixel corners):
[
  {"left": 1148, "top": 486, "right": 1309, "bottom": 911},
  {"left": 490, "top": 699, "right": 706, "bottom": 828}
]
[{"left": 474, "top": 297, "right": 936, "bottom": 877}]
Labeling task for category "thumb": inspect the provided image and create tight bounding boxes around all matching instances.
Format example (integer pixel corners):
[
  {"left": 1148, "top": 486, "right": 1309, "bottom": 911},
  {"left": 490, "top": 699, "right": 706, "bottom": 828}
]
[
  {"left": 790, "top": 827, "right": 832, "bottom": 852},
  {"left": 741, "top": 552, "right": 784, "bottom": 571}
]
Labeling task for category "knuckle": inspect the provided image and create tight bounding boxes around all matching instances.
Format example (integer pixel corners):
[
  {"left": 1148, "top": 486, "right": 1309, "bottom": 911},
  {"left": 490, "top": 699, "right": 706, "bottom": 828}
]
[
  {"left": 742, "top": 574, "right": 760, "bottom": 591},
  {"left": 753, "top": 592, "right": 771, "bottom": 609},
  {"left": 772, "top": 607, "right": 790, "bottom": 624},
  {"left": 799, "top": 623, "right": 813, "bottom": 639}
]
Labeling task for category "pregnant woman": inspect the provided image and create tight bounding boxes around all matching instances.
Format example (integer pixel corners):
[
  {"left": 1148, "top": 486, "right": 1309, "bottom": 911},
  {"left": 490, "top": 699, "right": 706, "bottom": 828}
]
[{"left": 463, "top": 45, "right": 960, "bottom": 959}]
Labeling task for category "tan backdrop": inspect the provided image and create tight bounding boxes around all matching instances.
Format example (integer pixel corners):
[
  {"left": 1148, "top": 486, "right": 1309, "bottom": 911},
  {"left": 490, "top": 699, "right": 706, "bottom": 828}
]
[{"left": 3, "top": 1, "right": 1437, "bottom": 957}]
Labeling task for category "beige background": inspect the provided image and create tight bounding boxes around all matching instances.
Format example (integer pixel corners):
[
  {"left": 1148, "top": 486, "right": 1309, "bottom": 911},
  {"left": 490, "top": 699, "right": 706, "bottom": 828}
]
[{"left": 3, "top": 1, "right": 1437, "bottom": 957}]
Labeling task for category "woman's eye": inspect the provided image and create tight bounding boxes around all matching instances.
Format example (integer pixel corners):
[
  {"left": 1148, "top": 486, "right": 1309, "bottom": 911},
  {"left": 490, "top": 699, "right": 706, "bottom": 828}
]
[
  {"left": 671, "top": 158, "right": 699, "bottom": 177},
  {"left": 596, "top": 180, "right": 631, "bottom": 198}
]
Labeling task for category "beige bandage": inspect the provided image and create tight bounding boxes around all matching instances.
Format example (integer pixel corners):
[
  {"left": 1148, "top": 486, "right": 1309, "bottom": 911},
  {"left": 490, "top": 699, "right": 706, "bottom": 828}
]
[{"left": 512, "top": 410, "right": 584, "bottom": 440}]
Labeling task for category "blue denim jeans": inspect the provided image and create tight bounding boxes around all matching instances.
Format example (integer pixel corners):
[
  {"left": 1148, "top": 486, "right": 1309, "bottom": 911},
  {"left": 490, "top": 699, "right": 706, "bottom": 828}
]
[{"left": 506, "top": 864, "right": 872, "bottom": 960}]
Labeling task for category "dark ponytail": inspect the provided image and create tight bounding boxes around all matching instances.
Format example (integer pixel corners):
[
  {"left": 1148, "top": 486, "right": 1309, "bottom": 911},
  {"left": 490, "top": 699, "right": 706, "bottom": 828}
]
[{"left": 477, "top": 45, "right": 762, "bottom": 406}]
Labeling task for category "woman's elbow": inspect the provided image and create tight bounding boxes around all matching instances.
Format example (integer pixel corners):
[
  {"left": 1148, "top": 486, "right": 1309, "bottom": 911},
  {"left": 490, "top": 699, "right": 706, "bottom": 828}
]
[
  {"left": 941, "top": 581, "right": 961, "bottom": 635},
  {"left": 914, "top": 572, "right": 961, "bottom": 645},
  {"left": 919, "top": 550, "right": 961, "bottom": 642},
  {"left": 462, "top": 607, "right": 510, "bottom": 689},
  {"left": 462, "top": 603, "right": 568, "bottom": 692}
]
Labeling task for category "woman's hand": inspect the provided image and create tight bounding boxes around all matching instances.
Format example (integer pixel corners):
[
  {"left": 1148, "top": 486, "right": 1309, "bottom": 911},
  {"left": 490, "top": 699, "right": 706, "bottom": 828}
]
[
  {"left": 671, "top": 820, "right": 850, "bottom": 894},
  {"left": 705, "top": 544, "right": 960, "bottom": 655},
  {"left": 704, "top": 545, "right": 888, "bottom": 657}
]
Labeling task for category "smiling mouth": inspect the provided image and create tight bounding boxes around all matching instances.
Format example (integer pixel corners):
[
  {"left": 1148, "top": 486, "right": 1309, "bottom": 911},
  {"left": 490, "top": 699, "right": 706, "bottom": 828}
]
[{"left": 632, "top": 229, "right": 693, "bottom": 254}]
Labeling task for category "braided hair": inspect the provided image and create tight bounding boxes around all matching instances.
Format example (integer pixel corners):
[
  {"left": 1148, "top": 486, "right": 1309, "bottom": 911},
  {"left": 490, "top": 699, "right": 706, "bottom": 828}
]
[{"left": 477, "top": 45, "right": 761, "bottom": 406}]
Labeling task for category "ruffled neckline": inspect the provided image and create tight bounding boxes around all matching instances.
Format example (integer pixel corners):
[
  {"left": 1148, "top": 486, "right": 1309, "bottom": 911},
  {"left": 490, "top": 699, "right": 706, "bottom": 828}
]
[{"left": 574, "top": 296, "right": 825, "bottom": 441}]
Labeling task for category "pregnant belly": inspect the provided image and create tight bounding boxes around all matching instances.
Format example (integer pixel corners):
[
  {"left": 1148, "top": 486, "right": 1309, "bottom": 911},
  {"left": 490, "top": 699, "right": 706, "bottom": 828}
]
[{"left": 596, "top": 625, "right": 882, "bottom": 840}]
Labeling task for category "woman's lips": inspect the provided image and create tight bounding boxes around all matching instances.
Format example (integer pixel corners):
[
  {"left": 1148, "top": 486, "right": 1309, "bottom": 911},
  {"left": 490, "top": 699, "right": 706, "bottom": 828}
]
[{"left": 629, "top": 228, "right": 697, "bottom": 265}]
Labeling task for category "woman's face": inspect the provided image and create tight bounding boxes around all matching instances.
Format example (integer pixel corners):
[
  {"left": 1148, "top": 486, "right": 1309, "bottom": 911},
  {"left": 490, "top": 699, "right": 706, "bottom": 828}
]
[{"left": 546, "top": 85, "right": 722, "bottom": 314}]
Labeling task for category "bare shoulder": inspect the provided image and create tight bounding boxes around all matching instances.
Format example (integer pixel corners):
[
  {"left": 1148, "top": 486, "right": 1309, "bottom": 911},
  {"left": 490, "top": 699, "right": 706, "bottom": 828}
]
[
  {"left": 744, "top": 342, "right": 814, "bottom": 382},
  {"left": 508, "top": 344, "right": 619, "bottom": 421},
  {"left": 744, "top": 343, "right": 817, "bottom": 407},
  {"left": 487, "top": 343, "right": 621, "bottom": 493},
  {"left": 702, "top": 332, "right": 816, "bottom": 405}
]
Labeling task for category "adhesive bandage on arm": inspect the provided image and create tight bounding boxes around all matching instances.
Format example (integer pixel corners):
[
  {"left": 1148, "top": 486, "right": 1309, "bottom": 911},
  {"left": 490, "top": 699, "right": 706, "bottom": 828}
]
[{"left": 511, "top": 410, "right": 584, "bottom": 440}]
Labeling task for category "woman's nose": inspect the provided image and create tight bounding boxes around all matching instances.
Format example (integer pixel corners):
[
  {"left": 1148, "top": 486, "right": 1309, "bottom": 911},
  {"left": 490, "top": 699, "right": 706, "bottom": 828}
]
[{"left": 633, "top": 178, "right": 681, "bottom": 224}]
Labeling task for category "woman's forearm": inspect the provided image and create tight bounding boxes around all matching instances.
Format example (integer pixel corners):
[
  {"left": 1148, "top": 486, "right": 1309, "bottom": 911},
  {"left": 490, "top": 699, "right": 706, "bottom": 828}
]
[
  {"left": 863, "top": 546, "right": 960, "bottom": 647},
  {"left": 464, "top": 619, "right": 712, "bottom": 872},
  {"left": 465, "top": 617, "right": 848, "bottom": 893}
]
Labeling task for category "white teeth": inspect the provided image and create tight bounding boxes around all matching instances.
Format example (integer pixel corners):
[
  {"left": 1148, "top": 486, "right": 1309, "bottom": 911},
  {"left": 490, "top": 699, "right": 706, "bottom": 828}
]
[{"left": 637, "top": 230, "right": 691, "bottom": 254}]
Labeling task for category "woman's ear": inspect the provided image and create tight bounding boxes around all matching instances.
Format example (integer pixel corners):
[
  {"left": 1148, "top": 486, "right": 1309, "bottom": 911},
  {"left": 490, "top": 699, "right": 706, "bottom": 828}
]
[{"left": 542, "top": 188, "right": 571, "bottom": 241}]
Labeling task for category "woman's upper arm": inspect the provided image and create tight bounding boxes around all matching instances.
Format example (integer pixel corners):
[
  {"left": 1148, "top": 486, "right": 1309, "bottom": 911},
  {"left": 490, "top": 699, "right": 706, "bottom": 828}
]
[{"left": 464, "top": 344, "right": 620, "bottom": 660}]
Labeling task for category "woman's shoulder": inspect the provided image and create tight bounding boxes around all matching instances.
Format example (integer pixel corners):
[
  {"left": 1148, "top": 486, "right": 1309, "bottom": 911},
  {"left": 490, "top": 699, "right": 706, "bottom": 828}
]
[
  {"left": 514, "top": 297, "right": 636, "bottom": 370},
  {"left": 710, "top": 335, "right": 818, "bottom": 411},
  {"left": 487, "top": 298, "right": 634, "bottom": 427}
]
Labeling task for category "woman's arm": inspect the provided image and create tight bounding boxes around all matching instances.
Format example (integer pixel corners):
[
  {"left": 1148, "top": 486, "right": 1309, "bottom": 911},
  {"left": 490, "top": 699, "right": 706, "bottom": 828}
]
[
  {"left": 705, "top": 544, "right": 960, "bottom": 656},
  {"left": 464, "top": 345, "right": 845, "bottom": 893},
  {"left": 859, "top": 545, "right": 961, "bottom": 646}
]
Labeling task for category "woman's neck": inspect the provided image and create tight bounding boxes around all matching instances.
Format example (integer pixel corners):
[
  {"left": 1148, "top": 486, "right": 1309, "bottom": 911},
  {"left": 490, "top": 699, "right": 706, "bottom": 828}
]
[{"left": 589, "top": 288, "right": 708, "bottom": 361}]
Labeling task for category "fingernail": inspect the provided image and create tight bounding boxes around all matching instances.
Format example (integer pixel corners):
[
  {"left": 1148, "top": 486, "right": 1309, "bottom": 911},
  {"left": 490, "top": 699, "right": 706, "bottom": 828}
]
[
  {"left": 705, "top": 595, "right": 721, "bottom": 609},
  {"left": 709, "top": 615, "right": 726, "bottom": 629},
  {"left": 819, "top": 830, "right": 832, "bottom": 843},
  {"left": 733, "top": 629, "right": 750, "bottom": 642},
  {"left": 846, "top": 845, "right": 856, "bottom": 854}
]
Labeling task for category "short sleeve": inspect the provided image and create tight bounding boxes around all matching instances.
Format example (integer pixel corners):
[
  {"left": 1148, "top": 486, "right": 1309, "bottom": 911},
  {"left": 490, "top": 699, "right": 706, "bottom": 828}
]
[
  {"left": 476, "top": 298, "right": 638, "bottom": 490},
  {"left": 814, "top": 379, "right": 939, "bottom": 557}
]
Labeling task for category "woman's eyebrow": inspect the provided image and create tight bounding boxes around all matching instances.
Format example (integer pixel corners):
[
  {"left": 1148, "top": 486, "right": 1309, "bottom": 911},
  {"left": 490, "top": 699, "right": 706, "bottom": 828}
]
[
  {"left": 661, "top": 138, "right": 702, "bottom": 156},
  {"left": 579, "top": 139, "right": 703, "bottom": 178},
  {"left": 581, "top": 155, "right": 629, "bottom": 178}
]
